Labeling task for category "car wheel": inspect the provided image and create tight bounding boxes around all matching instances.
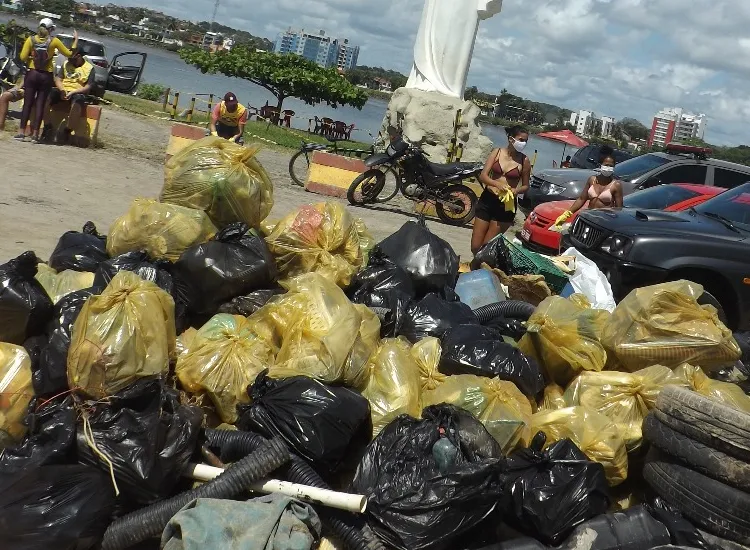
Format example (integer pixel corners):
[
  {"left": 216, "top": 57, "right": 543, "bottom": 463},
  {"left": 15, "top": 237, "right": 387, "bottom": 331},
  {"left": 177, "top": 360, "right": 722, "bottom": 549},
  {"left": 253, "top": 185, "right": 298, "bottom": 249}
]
[{"left": 697, "top": 290, "right": 729, "bottom": 327}]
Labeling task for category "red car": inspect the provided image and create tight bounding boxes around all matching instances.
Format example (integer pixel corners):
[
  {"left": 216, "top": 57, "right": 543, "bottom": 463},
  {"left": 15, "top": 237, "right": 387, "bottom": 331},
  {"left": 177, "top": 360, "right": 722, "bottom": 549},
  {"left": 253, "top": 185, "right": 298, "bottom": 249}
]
[{"left": 520, "top": 184, "right": 726, "bottom": 254}]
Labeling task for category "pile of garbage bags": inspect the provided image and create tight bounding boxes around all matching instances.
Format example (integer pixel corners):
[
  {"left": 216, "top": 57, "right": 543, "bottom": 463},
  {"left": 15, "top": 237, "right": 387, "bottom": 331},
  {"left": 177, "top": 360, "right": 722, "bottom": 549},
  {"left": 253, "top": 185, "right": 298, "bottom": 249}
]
[{"left": 1, "top": 138, "right": 747, "bottom": 550}]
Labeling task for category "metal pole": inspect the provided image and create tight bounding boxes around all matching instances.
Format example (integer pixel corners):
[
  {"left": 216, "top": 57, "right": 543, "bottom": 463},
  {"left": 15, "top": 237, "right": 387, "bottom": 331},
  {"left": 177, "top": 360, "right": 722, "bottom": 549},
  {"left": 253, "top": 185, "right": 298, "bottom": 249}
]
[
  {"left": 207, "top": 93, "right": 214, "bottom": 115},
  {"left": 187, "top": 97, "right": 196, "bottom": 122},
  {"left": 171, "top": 92, "right": 180, "bottom": 119}
]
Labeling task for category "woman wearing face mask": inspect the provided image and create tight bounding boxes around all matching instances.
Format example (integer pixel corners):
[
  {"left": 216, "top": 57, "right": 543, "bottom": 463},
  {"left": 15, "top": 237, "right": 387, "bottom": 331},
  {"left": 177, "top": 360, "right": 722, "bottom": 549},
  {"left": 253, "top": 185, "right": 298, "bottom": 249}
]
[
  {"left": 553, "top": 145, "right": 623, "bottom": 227},
  {"left": 17, "top": 19, "right": 77, "bottom": 142},
  {"left": 471, "top": 125, "right": 531, "bottom": 253}
]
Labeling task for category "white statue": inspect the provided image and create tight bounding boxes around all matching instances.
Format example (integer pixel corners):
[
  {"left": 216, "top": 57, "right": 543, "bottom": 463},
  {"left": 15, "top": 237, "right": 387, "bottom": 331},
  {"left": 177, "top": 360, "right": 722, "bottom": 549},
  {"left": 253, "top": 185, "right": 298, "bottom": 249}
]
[{"left": 406, "top": 0, "right": 503, "bottom": 100}]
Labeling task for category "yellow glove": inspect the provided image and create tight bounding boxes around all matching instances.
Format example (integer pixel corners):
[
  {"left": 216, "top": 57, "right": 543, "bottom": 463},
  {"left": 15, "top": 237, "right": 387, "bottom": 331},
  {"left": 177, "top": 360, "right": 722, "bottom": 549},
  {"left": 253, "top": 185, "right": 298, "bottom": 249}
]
[
  {"left": 554, "top": 210, "right": 573, "bottom": 227},
  {"left": 500, "top": 188, "right": 516, "bottom": 213},
  {"left": 210, "top": 130, "right": 218, "bottom": 137}
]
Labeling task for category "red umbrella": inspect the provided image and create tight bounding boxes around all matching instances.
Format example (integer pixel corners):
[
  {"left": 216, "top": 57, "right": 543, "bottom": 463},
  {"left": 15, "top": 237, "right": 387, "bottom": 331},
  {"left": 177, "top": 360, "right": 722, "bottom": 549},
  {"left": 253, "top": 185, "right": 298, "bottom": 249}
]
[{"left": 536, "top": 130, "right": 589, "bottom": 165}]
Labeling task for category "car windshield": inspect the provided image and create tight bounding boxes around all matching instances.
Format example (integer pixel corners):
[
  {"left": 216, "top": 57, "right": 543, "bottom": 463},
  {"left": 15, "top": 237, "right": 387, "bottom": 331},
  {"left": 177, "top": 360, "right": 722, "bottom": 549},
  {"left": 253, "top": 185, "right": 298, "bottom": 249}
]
[
  {"left": 695, "top": 183, "right": 750, "bottom": 231},
  {"left": 614, "top": 154, "right": 671, "bottom": 181},
  {"left": 59, "top": 36, "right": 105, "bottom": 57},
  {"left": 623, "top": 185, "right": 700, "bottom": 210}
]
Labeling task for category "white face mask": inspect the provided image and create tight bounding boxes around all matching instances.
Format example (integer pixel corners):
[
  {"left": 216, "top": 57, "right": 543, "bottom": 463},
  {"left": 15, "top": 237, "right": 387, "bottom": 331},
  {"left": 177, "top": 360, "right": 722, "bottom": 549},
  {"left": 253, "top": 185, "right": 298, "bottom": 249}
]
[
  {"left": 512, "top": 138, "right": 527, "bottom": 153},
  {"left": 600, "top": 165, "right": 615, "bottom": 176}
]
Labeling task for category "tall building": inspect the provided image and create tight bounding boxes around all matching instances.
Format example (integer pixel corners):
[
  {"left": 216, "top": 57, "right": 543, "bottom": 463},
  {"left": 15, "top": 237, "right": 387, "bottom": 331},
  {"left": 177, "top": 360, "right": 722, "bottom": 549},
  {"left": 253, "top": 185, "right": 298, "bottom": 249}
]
[
  {"left": 648, "top": 107, "right": 707, "bottom": 147},
  {"left": 274, "top": 29, "right": 359, "bottom": 70},
  {"left": 570, "top": 109, "right": 615, "bottom": 137}
]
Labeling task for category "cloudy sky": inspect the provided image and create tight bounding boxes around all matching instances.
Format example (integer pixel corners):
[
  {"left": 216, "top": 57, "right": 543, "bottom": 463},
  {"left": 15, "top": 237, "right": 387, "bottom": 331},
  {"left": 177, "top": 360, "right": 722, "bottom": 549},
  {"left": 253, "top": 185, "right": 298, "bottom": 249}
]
[{"left": 127, "top": 0, "right": 748, "bottom": 145}]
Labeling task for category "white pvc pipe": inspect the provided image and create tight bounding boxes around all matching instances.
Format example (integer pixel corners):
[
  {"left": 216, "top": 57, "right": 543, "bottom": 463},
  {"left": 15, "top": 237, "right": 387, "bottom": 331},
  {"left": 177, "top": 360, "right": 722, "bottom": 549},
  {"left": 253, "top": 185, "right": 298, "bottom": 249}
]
[{"left": 187, "top": 463, "right": 367, "bottom": 514}]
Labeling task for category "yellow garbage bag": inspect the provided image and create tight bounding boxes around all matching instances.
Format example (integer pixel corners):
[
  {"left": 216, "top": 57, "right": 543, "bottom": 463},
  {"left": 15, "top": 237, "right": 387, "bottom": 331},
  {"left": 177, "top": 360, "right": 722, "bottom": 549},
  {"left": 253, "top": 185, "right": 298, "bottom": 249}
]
[
  {"left": 362, "top": 338, "right": 421, "bottom": 437},
  {"left": 519, "top": 295, "right": 609, "bottom": 386},
  {"left": 673, "top": 363, "right": 750, "bottom": 414},
  {"left": 531, "top": 406, "right": 628, "bottom": 486},
  {"left": 564, "top": 366, "right": 686, "bottom": 452},
  {"left": 162, "top": 137, "right": 274, "bottom": 229},
  {"left": 411, "top": 337, "right": 447, "bottom": 393},
  {"left": 35, "top": 264, "right": 94, "bottom": 304},
  {"left": 540, "top": 383, "right": 567, "bottom": 411},
  {"left": 175, "top": 327, "right": 198, "bottom": 359},
  {"left": 265, "top": 202, "right": 367, "bottom": 288},
  {"left": 176, "top": 314, "right": 275, "bottom": 423},
  {"left": 345, "top": 304, "right": 382, "bottom": 390},
  {"left": 107, "top": 198, "right": 217, "bottom": 262},
  {"left": 423, "top": 375, "right": 532, "bottom": 452},
  {"left": 67, "top": 270, "right": 176, "bottom": 399},
  {"left": 0, "top": 343, "right": 34, "bottom": 449},
  {"left": 601, "top": 280, "right": 741, "bottom": 372}
]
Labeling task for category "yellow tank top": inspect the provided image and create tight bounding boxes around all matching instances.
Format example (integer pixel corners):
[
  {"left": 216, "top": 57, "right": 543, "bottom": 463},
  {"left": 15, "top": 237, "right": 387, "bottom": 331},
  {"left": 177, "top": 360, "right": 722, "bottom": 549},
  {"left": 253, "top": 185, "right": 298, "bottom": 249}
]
[
  {"left": 218, "top": 101, "right": 246, "bottom": 126},
  {"left": 62, "top": 60, "right": 94, "bottom": 93}
]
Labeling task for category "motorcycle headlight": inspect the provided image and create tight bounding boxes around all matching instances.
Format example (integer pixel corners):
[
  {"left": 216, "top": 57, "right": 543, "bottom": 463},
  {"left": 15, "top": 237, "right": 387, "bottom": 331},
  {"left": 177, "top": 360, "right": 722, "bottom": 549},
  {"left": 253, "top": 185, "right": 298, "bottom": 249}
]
[
  {"left": 541, "top": 182, "right": 566, "bottom": 196},
  {"left": 600, "top": 234, "right": 633, "bottom": 258}
]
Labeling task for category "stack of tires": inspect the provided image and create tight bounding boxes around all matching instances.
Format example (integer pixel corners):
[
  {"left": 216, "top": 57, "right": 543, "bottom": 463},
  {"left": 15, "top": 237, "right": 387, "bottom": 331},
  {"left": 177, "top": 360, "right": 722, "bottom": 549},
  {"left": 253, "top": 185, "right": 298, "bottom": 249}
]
[{"left": 643, "top": 385, "right": 750, "bottom": 547}]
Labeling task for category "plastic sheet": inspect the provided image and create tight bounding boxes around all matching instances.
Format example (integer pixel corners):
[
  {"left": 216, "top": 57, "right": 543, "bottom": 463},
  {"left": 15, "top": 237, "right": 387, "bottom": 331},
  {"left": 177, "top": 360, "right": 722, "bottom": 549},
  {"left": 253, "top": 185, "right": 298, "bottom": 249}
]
[
  {"left": 361, "top": 337, "right": 421, "bottom": 437},
  {"left": 440, "top": 324, "right": 545, "bottom": 398},
  {"left": 673, "top": 363, "right": 750, "bottom": 413},
  {"left": 34, "top": 264, "right": 95, "bottom": 304},
  {"left": 378, "top": 220, "right": 459, "bottom": 296},
  {"left": 411, "top": 337, "right": 447, "bottom": 392},
  {"left": 540, "top": 383, "right": 566, "bottom": 411},
  {"left": 562, "top": 247, "right": 617, "bottom": 312},
  {"left": 601, "top": 280, "right": 741, "bottom": 372},
  {"left": 531, "top": 406, "right": 629, "bottom": 486},
  {"left": 236, "top": 371, "right": 370, "bottom": 473},
  {"left": 564, "top": 366, "right": 686, "bottom": 452},
  {"left": 0, "top": 343, "right": 34, "bottom": 450},
  {"left": 400, "top": 294, "right": 479, "bottom": 343},
  {"left": 501, "top": 434, "right": 610, "bottom": 545},
  {"left": 77, "top": 378, "right": 202, "bottom": 505},
  {"left": 48, "top": 221, "right": 108, "bottom": 273},
  {"left": 265, "top": 202, "right": 368, "bottom": 288},
  {"left": 174, "top": 222, "right": 277, "bottom": 316},
  {"left": 353, "top": 404, "right": 504, "bottom": 550},
  {"left": 107, "top": 198, "right": 217, "bottom": 262},
  {"left": 0, "top": 251, "right": 54, "bottom": 345},
  {"left": 67, "top": 270, "right": 176, "bottom": 399},
  {"left": 423, "top": 375, "right": 532, "bottom": 452},
  {"left": 0, "top": 465, "right": 116, "bottom": 550},
  {"left": 519, "top": 295, "right": 609, "bottom": 386},
  {"left": 176, "top": 313, "right": 275, "bottom": 423},
  {"left": 162, "top": 137, "right": 274, "bottom": 229}
]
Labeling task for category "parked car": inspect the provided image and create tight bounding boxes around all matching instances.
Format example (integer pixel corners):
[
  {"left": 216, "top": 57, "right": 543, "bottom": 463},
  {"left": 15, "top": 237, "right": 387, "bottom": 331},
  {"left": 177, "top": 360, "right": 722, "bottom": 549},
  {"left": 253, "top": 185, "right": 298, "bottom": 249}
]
[
  {"left": 55, "top": 34, "right": 147, "bottom": 97},
  {"left": 520, "top": 143, "right": 750, "bottom": 210},
  {"left": 568, "top": 182, "right": 750, "bottom": 330},
  {"left": 521, "top": 184, "right": 725, "bottom": 254},
  {"left": 570, "top": 144, "right": 634, "bottom": 170}
]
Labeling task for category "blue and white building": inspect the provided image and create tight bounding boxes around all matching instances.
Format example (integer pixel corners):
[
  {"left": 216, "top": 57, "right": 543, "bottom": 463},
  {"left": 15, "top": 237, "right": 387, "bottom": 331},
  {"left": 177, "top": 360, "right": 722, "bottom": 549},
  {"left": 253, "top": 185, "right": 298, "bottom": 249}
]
[{"left": 274, "top": 29, "right": 359, "bottom": 71}]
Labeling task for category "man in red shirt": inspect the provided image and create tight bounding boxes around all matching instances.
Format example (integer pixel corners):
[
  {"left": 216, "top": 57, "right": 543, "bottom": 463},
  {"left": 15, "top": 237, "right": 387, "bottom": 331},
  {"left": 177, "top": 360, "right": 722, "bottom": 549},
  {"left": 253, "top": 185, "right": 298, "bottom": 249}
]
[{"left": 210, "top": 92, "right": 247, "bottom": 143}]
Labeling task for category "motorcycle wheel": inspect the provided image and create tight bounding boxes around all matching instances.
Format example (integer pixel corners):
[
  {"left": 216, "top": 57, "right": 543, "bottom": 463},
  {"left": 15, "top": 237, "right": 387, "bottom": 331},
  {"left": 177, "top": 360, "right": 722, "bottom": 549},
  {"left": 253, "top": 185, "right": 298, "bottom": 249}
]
[
  {"left": 435, "top": 184, "right": 477, "bottom": 226},
  {"left": 348, "top": 169, "right": 386, "bottom": 205},
  {"left": 373, "top": 167, "right": 401, "bottom": 203}
]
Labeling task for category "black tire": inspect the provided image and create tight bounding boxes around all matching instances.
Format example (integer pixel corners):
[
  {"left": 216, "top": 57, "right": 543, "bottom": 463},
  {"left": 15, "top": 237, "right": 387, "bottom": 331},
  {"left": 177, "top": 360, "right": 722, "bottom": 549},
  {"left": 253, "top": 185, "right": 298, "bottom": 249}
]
[
  {"left": 698, "top": 290, "right": 729, "bottom": 327},
  {"left": 699, "top": 529, "right": 750, "bottom": 550},
  {"left": 288, "top": 150, "right": 310, "bottom": 187},
  {"left": 348, "top": 169, "right": 385, "bottom": 206},
  {"left": 435, "top": 184, "right": 477, "bottom": 226},
  {"left": 643, "top": 413, "right": 750, "bottom": 491},
  {"left": 373, "top": 167, "right": 400, "bottom": 203},
  {"left": 644, "top": 454, "right": 750, "bottom": 545},
  {"left": 655, "top": 386, "right": 750, "bottom": 462}
]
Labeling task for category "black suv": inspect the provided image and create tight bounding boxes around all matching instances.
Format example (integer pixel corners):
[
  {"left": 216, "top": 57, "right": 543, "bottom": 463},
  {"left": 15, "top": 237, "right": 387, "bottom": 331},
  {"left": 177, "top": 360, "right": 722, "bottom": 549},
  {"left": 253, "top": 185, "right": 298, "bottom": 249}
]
[
  {"left": 568, "top": 182, "right": 750, "bottom": 330},
  {"left": 570, "top": 144, "right": 634, "bottom": 169}
]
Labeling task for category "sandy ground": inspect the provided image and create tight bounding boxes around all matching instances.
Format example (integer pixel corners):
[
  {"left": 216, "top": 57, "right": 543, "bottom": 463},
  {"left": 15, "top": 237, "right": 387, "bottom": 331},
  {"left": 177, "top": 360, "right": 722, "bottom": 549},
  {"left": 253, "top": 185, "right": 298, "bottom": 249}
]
[{"left": 0, "top": 104, "right": 522, "bottom": 264}]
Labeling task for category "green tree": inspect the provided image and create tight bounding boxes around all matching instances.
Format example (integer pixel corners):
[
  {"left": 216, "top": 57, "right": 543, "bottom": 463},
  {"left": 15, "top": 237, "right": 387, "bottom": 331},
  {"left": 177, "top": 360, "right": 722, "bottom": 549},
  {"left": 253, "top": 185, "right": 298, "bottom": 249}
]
[
  {"left": 0, "top": 19, "right": 33, "bottom": 52},
  {"left": 619, "top": 117, "right": 649, "bottom": 141},
  {"left": 180, "top": 47, "right": 368, "bottom": 114}
]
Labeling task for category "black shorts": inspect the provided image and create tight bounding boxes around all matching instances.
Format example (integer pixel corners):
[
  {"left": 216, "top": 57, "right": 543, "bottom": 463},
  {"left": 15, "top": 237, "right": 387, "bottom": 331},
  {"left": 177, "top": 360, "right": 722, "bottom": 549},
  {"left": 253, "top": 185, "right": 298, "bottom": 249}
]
[
  {"left": 216, "top": 121, "right": 240, "bottom": 139},
  {"left": 49, "top": 89, "right": 89, "bottom": 106},
  {"left": 475, "top": 188, "right": 517, "bottom": 223}
]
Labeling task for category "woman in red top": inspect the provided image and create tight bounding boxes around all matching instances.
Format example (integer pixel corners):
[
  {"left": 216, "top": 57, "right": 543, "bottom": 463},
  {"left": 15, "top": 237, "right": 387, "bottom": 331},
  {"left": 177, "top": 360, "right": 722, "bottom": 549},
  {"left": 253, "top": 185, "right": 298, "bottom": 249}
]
[{"left": 471, "top": 125, "right": 531, "bottom": 253}]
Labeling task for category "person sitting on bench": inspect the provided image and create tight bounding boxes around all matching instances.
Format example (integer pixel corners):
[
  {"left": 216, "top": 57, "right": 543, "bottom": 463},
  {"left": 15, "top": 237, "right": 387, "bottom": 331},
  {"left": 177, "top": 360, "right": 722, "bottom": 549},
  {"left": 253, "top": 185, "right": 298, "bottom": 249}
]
[{"left": 43, "top": 48, "right": 94, "bottom": 143}]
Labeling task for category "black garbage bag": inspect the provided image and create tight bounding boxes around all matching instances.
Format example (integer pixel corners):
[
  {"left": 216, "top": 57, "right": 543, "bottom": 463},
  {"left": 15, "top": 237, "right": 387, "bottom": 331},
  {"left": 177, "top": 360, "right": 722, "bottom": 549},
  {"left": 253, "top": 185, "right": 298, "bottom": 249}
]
[
  {"left": 485, "top": 316, "right": 527, "bottom": 341},
  {"left": 0, "top": 251, "right": 54, "bottom": 345},
  {"left": 378, "top": 220, "right": 459, "bottom": 296},
  {"left": 217, "top": 288, "right": 285, "bottom": 316},
  {"left": 352, "top": 404, "right": 505, "bottom": 550},
  {"left": 735, "top": 331, "right": 750, "bottom": 368},
  {"left": 471, "top": 234, "right": 512, "bottom": 272},
  {"left": 440, "top": 325, "right": 544, "bottom": 398},
  {"left": 0, "top": 396, "right": 76, "bottom": 479},
  {"left": 0, "top": 464, "right": 116, "bottom": 550},
  {"left": 400, "top": 294, "right": 479, "bottom": 343},
  {"left": 175, "top": 223, "right": 277, "bottom": 316},
  {"left": 32, "top": 288, "right": 97, "bottom": 396},
  {"left": 237, "top": 371, "right": 370, "bottom": 473},
  {"left": 48, "top": 221, "right": 108, "bottom": 273},
  {"left": 500, "top": 433, "right": 610, "bottom": 546},
  {"left": 646, "top": 497, "right": 716, "bottom": 550},
  {"left": 76, "top": 378, "right": 203, "bottom": 505}
]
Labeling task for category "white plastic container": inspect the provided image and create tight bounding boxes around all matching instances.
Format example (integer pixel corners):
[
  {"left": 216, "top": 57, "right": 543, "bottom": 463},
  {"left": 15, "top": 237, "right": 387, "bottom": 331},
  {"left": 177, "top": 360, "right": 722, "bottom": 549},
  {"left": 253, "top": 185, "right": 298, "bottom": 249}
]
[{"left": 455, "top": 270, "right": 506, "bottom": 310}]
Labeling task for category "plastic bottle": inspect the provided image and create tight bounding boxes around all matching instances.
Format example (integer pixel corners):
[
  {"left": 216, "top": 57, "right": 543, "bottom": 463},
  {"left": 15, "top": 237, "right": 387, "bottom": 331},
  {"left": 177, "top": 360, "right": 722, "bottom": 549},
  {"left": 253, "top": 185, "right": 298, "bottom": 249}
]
[{"left": 455, "top": 270, "right": 507, "bottom": 310}]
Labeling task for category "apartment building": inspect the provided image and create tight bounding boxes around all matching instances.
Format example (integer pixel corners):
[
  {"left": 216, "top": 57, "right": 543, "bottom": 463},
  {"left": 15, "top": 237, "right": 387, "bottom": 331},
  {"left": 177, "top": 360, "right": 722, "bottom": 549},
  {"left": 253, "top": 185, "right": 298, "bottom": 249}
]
[
  {"left": 275, "top": 29, "right": 359, "bottom": 70},
  {"left": 648, "top": 107, "right": 707, "bottom": 147}
]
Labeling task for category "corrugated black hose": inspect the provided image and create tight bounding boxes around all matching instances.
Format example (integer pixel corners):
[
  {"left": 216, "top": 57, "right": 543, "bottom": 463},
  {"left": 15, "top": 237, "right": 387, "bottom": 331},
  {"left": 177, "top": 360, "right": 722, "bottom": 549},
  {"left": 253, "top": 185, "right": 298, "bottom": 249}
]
[
  {"left": 100, "top": 437, "right": 290, "bottom": 550},
  {"left": 473, "top": 300, "right": 537, "bottom": 323},
  {"left": 205, "top": 428, "right": 386, "bottom": 550}
]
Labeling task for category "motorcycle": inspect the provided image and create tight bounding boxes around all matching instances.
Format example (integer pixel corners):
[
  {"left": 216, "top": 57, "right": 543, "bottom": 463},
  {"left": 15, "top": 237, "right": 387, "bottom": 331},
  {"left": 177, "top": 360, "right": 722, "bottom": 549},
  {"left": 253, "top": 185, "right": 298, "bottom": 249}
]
[{"left": 347, "top": 136, "right": 482, "bottom": 225}]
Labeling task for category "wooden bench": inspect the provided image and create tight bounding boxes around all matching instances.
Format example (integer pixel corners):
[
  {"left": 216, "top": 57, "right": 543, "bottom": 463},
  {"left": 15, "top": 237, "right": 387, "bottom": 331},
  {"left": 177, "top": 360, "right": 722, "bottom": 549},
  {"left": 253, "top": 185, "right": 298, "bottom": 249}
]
[{"left": 45, "top": 102, "right": 102, "bottom": 147}]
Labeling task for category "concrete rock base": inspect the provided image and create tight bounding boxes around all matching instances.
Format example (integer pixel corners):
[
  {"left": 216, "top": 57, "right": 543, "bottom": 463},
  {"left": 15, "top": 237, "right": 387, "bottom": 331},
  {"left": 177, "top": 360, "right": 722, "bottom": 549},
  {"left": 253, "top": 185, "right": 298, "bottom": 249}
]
[{"left": 380, "top": 88, "right": 494, "bottom": 163}]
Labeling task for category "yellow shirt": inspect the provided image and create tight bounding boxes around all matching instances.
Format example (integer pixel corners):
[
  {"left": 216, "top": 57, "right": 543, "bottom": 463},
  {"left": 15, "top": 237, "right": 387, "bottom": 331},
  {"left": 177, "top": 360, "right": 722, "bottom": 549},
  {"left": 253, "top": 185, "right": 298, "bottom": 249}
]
[{"left": 20, "top": 36, "right": 74, "bottom": 72}]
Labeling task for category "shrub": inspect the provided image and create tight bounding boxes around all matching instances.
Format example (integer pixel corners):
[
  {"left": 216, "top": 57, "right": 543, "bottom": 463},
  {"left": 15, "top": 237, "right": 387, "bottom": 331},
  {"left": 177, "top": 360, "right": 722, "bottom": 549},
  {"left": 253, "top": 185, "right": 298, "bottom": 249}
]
[{"left": 137, "top": 83, "right": 168, "bottom": 102}]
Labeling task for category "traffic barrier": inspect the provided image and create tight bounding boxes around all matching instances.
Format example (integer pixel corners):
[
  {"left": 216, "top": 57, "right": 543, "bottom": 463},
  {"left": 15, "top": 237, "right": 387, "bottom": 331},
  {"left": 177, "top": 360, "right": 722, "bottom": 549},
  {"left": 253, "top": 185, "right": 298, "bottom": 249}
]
[
  {"left": 165, "top": 123, "right": 206, "bottom": 161},
  {"left": 44, "top": 103, "right": 102, "bottom": 147},
  {"left": 305, "top": 151, "right": 367, "bottom": 198}
]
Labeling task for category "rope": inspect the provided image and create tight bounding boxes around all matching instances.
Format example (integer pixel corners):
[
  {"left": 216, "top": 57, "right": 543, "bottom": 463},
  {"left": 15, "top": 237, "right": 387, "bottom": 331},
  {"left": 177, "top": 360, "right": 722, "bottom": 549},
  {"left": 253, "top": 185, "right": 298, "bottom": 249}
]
[{"left": 81, "top": 409, "right": 120, "bottom": 497}]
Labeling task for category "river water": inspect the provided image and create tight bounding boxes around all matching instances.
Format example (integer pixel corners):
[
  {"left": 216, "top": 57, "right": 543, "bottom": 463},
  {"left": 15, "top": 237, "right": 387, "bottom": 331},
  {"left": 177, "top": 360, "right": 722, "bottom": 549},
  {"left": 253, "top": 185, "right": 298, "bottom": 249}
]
[{"left": 1, "top": 14, "right": 575, "bottom": 168}]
